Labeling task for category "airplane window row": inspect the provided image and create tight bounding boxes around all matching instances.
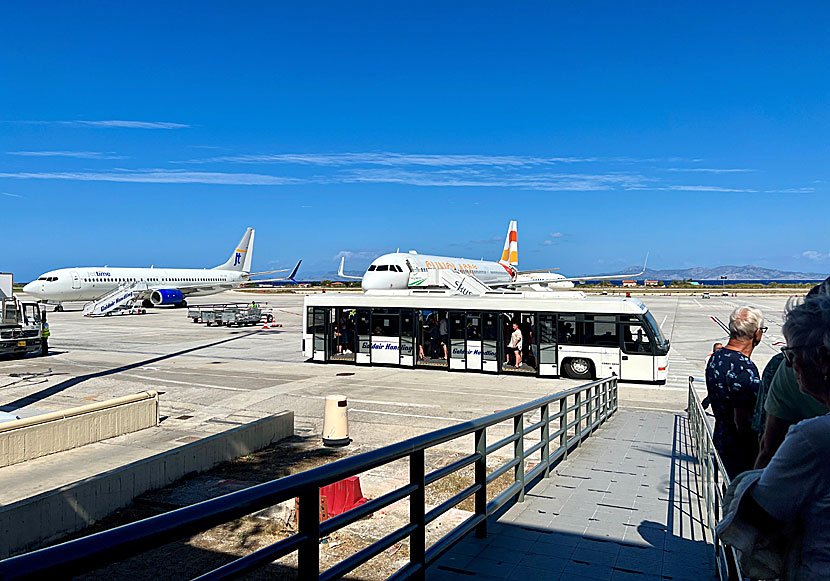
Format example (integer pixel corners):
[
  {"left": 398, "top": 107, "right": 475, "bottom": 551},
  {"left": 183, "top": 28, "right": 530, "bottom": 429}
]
[
  {"left": 37, "top": 277, "right": 59, "bottom": 282},
  {"left": 368, "top": 265, "right": 404, "bottom": 272},
  {"left": 83, "top": 277, "right": 226, "bottom": 283}
]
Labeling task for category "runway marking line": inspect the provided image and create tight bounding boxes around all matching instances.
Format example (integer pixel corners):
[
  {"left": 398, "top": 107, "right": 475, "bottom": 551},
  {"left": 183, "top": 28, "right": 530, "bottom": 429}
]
[{"left": 125, "top": 374, "right": 250, "bottom": 392}]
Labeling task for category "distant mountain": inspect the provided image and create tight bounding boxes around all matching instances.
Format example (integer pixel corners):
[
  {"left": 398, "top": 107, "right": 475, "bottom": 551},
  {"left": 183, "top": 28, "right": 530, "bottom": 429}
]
[{"left": 587, "top": 265, "right": 828, "bottom": 281}]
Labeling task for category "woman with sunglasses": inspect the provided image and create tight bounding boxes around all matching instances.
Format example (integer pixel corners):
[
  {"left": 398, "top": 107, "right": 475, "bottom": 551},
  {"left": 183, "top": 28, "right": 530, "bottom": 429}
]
[{"left": 732, "top": 295, "right": 830, "bottom": 578}]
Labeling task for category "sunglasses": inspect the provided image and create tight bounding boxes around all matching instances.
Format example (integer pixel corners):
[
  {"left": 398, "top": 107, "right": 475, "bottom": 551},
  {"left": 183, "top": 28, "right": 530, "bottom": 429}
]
[{"left": 781, "top": 344, "right": 824, "bottom": 366}]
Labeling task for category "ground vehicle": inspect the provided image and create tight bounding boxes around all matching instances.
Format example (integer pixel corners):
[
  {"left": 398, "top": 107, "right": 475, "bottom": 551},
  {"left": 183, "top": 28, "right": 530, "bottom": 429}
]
[
  {"left": 302, "top": 290, "right": 670, "bottom": 383},
  {"left": 1, "top": 275, "right": 45, "bottom": 358},
  {"left": 187, "top": 303, "right": 274, "bottom": 327},
  {"left": 702, "top": 292, "right": 710, "bottom": 299}
]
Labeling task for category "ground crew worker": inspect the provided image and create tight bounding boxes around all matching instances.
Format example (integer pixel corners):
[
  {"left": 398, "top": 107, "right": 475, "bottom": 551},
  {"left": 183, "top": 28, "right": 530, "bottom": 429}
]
[{"left": 40, "top": 311, "right": 50, "bottom": 356}]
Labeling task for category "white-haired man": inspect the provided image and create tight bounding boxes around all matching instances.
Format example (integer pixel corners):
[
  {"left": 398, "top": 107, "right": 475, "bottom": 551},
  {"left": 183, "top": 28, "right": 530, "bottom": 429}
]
[{"left": 705, "top": 306, "right": 765, "bottom": 478}]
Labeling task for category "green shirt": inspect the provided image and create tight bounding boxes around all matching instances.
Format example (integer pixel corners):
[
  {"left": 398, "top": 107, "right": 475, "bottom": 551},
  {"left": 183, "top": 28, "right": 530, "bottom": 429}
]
[{"left": 764, "top": 363, "right": 828, "bottom": 423}]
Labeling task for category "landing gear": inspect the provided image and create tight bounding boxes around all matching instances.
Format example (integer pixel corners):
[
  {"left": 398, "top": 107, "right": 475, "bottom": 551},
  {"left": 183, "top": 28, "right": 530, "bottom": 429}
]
[
  {"left": 179, "top": 300, "right": 188, "bottom": 308},
  {"left": 53, "top": 304, "right": 64, "bottom": 312}
]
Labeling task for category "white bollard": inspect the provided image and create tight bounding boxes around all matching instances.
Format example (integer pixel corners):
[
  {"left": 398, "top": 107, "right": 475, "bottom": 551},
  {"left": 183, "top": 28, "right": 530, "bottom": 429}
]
[{"left": 322, "top": 394, "right": 351, "bottom": 447}]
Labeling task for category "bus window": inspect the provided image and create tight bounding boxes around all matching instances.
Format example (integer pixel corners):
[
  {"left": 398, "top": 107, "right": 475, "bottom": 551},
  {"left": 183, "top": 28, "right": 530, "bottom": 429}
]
[
  {"left": 372, "top": 309, "right": 399, "bottom": 336},
  {"left": 584, "top": 315, "right": 618, "bottom": 347},
  {"left": 558, "top": 315, "right": 581, "bottom": 345},
  {"left": 306, "top": 307, "right": 314, "bottom": 335},
  {"left": 622, "top": 323, "right": 653, "bottom": 354}
]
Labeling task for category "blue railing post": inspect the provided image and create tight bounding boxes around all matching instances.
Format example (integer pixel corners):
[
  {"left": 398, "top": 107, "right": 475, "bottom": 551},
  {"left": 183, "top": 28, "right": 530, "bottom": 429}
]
[
  {"left": 298, "top": 487, "right": 320, "bottom": 580},
  {"left": 474, "top": 428, "right": 487, "bottom": 538},
  {"left": 410, "top": 449, "right": 426, "bottom": 579},
  {"left": 541, "top": 404, "right": 550, "bottom": 478},
  {"left": 575, "top": 390, "right": 582, "bottom": 446},
  {"left": 514, "top": 413, "right": 525, "bottom": 502}
]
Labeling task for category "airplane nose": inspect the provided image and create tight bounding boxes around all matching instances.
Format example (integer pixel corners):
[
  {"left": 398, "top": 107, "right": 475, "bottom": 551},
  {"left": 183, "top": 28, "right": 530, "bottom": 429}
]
[{"left": 22, "top": 282, "right": 36, "bottom": 296}]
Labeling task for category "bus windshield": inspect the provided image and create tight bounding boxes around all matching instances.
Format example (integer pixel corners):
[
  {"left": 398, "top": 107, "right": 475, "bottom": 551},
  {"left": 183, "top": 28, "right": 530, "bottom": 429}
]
[{"left": 643, "top": 311, "right": 668, "bottom": 347}]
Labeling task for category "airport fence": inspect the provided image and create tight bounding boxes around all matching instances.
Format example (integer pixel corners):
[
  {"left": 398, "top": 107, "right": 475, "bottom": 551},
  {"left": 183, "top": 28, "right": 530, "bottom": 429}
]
[
  {"left": 0, "top": 377, "right": 618, "bottom": 580},
  {"left": 686, "top": 376, "right": 744, "bottom": 581}
]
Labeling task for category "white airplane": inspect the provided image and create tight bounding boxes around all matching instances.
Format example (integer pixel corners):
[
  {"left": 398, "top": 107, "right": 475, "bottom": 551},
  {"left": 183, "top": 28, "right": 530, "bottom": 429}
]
[
  {"left": 338, "top": 221, "right": 645, "bottom": 292},
  {"left": 23, "top": 228, "right": 301, "bottom": 311}
]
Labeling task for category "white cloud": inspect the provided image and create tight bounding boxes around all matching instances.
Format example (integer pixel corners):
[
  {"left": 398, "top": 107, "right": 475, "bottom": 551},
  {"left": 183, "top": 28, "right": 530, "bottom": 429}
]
[
  {"left": 549, "top": 232, "right": 565, "bottom": 238},
  {"left": 59, "top": 120, "right": 190, "bottom": 129},
  {"left": 765, "top": 187, "right": 815, "bottom": 194},
  {"left": 339, "top": 168, "right": 650, "bottom": 191},
  {"left": 333, "top": 250, "right": 380, "bottom": 261},
  {"left": 177, "top": 152, "right": 599, "bottom": 167},
  {"left": 802, "top": 250, "right": 830, "bottom": 261},
  {"left": 666, "top": 168, "right": 755, "bottom": 173},
  {"left": 631, "top": 185, "right": 757, "bottom": 193},
  {"left": 0, "top": 169, "right": 302, "bottom": 185},
  {"left": 2, "top": 192, "right": 24, "bottom": 198},
  {"left": 8, "top": 150, "right": 127, "bottom": 159}
]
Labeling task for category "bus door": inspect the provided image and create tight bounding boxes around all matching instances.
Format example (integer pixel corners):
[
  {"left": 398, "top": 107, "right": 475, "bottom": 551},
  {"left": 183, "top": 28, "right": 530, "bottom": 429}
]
[
  {"left": 538, "top": 314, "right": 558, "bottom": 377},
  {"left": 312, "top": 307, "right": 328, "bottom": 362},
  {"left": 481, "top": 312, "right": 499, "bottom": 372},
  {"left": 620, "top": 316, "right": 655, "bottom": 381},
  {"left": 400, "top": 309, "right": 415, "bottom": 367},
  {"left": 355, "top": 308, "right": 371, "bottom": 364},
  {"left": 587, "top": 315, "right": 621, "bottom": 378},
  {"left": 370, "top": 308, "right": 400, "bottom": 364},
  {"left": 448, "top": 310, "right": 466, "bottom": 370},
  {"left": 465, "top": 312, "right": 482, "bottom": 371},
  {"left": 520, "top": 313, "right": 538, "bottom": 374}
]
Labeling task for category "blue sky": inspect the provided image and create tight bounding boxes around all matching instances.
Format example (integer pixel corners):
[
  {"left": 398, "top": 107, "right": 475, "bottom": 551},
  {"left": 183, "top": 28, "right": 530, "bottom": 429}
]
[{"left": 2, "top": 1, "right": 829, "bottom": 281}]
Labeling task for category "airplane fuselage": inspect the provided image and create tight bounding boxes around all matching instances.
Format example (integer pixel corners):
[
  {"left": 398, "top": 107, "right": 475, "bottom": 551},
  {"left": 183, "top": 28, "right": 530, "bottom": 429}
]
[
  {"left": 361, "top": 252, "right": 515, "bottom": 291},
  {"left": 23, "top": 267, "right": 246, "bottom": 303}
]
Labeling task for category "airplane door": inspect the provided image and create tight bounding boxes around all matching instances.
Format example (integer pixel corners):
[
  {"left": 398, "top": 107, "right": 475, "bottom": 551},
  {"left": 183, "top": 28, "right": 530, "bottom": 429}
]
[
  {"left": 71, "top": 271, "right": 81, "bottom": 289},
  {"left": 448, "top": 311, "right": 466, "bottom": 370}
]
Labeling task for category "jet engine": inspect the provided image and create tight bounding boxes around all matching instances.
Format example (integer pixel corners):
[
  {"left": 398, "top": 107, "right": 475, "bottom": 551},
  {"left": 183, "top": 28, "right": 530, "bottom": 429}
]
[{"left": 150, "top": 289, "right": 185, "bottom": 306}]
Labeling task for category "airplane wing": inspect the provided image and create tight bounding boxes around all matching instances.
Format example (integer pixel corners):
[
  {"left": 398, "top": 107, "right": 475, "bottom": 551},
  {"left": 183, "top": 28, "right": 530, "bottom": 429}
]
[
  {"left": 337, "top": 256, "right": 364, "bottom": 280},
  {"left": 491, "top": 254, "right": 649, "bottom": 288}
]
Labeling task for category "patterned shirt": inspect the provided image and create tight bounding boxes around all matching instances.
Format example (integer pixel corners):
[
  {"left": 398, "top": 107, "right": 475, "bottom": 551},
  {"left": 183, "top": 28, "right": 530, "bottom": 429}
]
[{"left": 705, "top": 348, "right": 760, "bottom": 476}]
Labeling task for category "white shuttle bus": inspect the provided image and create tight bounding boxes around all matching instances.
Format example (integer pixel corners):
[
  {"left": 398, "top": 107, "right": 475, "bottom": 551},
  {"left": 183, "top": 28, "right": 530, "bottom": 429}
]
[{"left": 302, "top": 291, "right": 669, "bottom": 383}]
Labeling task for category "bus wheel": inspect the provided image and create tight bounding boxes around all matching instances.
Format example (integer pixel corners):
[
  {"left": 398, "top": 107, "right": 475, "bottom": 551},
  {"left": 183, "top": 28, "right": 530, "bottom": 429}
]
[{"left": 565, "top": 357, "right": 592, "bottom": 380}]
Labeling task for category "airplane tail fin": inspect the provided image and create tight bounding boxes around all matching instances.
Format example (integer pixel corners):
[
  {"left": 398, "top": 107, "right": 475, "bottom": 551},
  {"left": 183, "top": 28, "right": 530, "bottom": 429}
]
[
  {"left": 214, "top": 228, "right": 255, "bottom": 272},
  {"left": 499, "top": 220, "right": 518, "bottom": 268}
]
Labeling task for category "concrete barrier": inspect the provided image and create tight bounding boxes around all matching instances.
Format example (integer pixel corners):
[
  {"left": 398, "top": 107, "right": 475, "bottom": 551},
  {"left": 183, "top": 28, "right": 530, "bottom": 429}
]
[
  {"left": 0, "top": 410, "right": 294, "bottom": 559},
  {"left": 0, "top": 391, "right": 160, "bottom": 468}
]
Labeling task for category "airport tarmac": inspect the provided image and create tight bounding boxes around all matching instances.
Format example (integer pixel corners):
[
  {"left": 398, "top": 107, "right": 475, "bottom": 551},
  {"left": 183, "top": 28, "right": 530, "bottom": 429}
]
[{"left": 2, "top": 290, "right": 790, "bottom": 447}]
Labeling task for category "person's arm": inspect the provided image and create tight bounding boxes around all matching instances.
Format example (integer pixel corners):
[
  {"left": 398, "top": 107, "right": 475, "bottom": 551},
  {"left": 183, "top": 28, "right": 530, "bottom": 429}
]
[
  {"left": 754, "top": 414, "right": 793, "bottom": 469},
  {"left": 750, "top": 422, "right": 819, "bottom": 523}
]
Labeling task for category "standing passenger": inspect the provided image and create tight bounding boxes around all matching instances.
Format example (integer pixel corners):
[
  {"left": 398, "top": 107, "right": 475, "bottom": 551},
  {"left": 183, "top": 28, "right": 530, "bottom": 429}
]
[
  {"left": 506, "top": 322, "right": 523, "bottom": 368},
  {"left": 705, "top": 306, "right": 764, "bottom": 478}
]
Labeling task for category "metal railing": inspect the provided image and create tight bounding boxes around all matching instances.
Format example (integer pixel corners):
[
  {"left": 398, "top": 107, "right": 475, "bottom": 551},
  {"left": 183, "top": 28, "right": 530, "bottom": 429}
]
[
  {"left": 0, "top": 377, "right": 618, "bottom": 581},
  {"left": 686, "top": 376, "right": 743, "bottom": 581}
]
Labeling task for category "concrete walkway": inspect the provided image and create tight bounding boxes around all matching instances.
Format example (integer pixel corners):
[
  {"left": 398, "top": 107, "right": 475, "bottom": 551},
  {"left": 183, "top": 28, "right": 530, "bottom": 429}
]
[{"left": 429, "top": 410, "right": 716, "bottom": 581}]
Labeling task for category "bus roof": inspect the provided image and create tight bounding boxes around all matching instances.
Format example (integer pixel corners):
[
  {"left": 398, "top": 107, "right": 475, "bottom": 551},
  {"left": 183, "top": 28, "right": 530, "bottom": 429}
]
[{"left": 304, "top": 290, "right": 649, "bottom": 315}]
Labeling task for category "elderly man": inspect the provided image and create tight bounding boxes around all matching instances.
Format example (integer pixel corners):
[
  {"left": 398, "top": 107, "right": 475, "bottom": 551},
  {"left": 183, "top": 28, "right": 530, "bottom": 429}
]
[{"left": 705, "top": 306, "right": 765, "bottom": 478}]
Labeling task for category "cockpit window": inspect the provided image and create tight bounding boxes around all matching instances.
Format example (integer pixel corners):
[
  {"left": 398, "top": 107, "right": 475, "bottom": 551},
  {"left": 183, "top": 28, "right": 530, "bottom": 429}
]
[
  {"left": 368, "top": 265, "right": 376, "bottom": 271},
  {"left": 376, "top": 265, "right": 389, "bottom": 271}
]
